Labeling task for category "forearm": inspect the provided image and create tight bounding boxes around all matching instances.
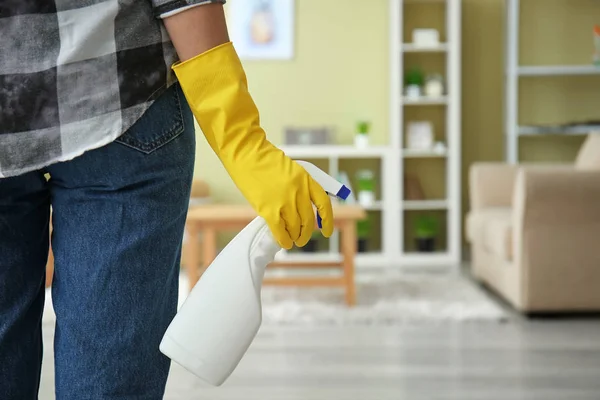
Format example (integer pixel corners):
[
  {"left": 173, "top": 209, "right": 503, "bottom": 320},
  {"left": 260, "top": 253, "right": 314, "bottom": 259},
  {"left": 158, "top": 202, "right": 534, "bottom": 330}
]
[{"left": 163, "top": 3, "right": 230, "bottom": 61}]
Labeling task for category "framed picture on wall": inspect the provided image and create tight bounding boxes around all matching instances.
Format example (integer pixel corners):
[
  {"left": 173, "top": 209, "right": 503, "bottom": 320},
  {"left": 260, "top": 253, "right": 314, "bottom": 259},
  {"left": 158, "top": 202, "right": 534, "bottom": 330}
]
[{"left": 228, "top": 0, "right": 296, "bottom": 60}]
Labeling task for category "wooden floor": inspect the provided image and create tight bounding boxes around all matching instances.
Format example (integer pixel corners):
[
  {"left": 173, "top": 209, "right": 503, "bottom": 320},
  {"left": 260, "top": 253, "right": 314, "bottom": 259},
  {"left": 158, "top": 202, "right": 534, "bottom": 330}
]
[{"left": 40, "top": 318, "right": 600, "bottom": 399}]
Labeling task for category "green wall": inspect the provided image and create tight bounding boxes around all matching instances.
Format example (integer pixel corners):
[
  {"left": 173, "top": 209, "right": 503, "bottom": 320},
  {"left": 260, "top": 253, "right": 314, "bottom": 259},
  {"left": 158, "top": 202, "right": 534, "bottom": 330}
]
[{"left": 194, "top": 0, "right": 390, "bottom": 204}]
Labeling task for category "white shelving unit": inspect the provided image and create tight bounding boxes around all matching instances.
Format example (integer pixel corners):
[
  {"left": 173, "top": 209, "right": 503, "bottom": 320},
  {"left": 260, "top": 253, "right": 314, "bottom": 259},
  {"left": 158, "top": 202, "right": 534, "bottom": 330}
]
[
  {"left": 402, "top": 43, "right": 448, "bottom": 53},
  {"left": 517, "top": 65, "right": 600, "bottom": 76},
  {"left": 403, "top": 200, "right": 449, "bottom": 211},
  {"left": 391, "top": 0, "right": 462, "bottom": 269},
  {"left": 280, "top": 145, "right": 389, "bottom": 159},
  {"left": 275, "top": 0, "right": 462, "bottom": 271},
  {"left": 403, "top": 96, "right": 449, "bottom": 105},
  {"left": 504, "top": 0, "right": 600, "bottom": 163}
]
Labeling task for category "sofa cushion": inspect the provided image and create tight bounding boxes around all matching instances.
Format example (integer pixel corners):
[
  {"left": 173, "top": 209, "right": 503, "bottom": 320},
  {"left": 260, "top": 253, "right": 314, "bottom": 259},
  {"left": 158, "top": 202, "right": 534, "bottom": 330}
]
[
  {"left": 466, "top": 208, "right": 513, "bottom": 260},
  {"left": 575, "top": 133, "right": 600, "bottom": 170}
]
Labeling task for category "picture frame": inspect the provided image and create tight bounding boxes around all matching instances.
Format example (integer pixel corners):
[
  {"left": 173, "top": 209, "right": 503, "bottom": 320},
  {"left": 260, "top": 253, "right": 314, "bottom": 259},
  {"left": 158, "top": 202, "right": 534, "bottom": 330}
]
[{"left": 228, "top": 0, "right": 296, "bottom": 60}]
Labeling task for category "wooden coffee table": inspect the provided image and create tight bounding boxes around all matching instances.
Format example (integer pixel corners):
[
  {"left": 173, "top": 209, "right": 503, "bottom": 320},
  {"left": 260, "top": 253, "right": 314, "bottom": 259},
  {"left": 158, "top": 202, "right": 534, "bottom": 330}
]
[{"left": 183, "top": 204, "right": 366, "bottom": 306}]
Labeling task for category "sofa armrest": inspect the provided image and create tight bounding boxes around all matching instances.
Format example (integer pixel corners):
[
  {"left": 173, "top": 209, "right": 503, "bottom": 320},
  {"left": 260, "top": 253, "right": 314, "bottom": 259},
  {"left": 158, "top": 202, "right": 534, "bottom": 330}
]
[
  {"left": 469, "top": 163, "right": 519, "bottom": 210},
  {"left": 513, "top": 167, "right": 600, "bottom": 223},
  {"left": 512, "top": 168, "right": 600, "bottom": 311},
  {"left": 469, "top": 163, "right": 573, "bottom": 210}
]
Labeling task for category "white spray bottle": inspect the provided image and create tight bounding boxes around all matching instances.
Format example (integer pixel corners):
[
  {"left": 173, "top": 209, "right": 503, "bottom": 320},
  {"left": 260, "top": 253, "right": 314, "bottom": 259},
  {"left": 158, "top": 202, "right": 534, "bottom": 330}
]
[{"left": 159, "top": 161, "right": 350, "bottom": 386}]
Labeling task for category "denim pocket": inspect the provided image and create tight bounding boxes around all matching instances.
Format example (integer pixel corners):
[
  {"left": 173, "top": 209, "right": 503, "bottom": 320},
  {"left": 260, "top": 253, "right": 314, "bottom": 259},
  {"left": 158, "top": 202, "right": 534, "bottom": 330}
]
[{"left": 115, "top": 83, "right": 185, "bottom": 154}]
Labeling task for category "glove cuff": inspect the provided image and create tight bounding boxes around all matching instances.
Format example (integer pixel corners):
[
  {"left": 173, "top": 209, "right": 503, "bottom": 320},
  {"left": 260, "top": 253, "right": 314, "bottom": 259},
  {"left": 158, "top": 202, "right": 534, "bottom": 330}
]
[{"left": 172, "top": 41, "right": 262, "bottom": 161}]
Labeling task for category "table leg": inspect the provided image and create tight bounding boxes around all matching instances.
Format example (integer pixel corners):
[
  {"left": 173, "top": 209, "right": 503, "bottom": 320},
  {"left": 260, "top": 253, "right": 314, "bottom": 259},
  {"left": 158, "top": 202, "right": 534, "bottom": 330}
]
[
  {"left": 46, "top": 247, "right": 54, "bottom": 288},
  {"left": 46, "top": 219, "right": 54, "bottom": 288},
  {"left": 184, "top": 223, "right": 201, "bottom": 290},
  {"left": 341, "top": 220, "right": 357, "bottom": 306}
]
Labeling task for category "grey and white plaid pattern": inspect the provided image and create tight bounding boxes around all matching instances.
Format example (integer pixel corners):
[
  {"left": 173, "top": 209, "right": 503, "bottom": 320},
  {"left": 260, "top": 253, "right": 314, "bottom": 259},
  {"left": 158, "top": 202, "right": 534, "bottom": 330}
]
[{"left": 0, "top": 0, "right": 225, "bottom": 178}]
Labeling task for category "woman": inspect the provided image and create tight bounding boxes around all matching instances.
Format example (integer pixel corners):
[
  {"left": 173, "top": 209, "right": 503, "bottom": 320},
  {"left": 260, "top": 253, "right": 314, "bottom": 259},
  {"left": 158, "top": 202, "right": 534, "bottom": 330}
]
[{"left": 0, "top": 1, "right": 333, "bottom": 398}]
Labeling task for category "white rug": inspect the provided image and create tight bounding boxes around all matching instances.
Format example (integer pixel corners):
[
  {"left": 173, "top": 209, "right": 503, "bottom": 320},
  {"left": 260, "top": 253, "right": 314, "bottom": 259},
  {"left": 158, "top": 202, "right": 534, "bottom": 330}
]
[
  {"left": 43, "top": 272, "right": 507, "bottom": 326},
  {"left": 257, "top": 273, "right": 508, "bottom": 325}
]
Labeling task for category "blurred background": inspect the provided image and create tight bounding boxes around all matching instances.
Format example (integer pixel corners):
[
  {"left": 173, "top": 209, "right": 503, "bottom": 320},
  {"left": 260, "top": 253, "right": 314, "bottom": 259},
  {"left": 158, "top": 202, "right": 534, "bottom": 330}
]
[{"left": 42, "top": 0, "right": 600, "bottom": 398}]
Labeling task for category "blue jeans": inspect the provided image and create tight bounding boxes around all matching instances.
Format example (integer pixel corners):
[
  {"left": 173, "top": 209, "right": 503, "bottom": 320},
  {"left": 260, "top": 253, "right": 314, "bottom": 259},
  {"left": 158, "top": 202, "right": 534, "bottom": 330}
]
[{"left": 0, "top": 83, "right": 196, "bottom": 399}]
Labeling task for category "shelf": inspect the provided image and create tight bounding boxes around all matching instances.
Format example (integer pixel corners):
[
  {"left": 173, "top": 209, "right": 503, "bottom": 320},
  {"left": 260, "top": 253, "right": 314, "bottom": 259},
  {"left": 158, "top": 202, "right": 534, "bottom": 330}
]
[
  {"left": 518, "top": 125, "right": 600, "bottom": 136},
  {"left": 355, "top": 253, "right": 387, "bottom": 267},
  {"left": 404, "top": 0, "right": 446, "bottom": 3},
  {"left": 402, "top": 43, "right": 448, "bottom": 53},
  {"left": 403, "top": 250, "right": 447, "bottom": 257},
  {"left": 400, "top": 252, "right": 454, "bottom": 269},
  {"left": 362, "top": 201, "right": 384, "bottom": 211},
  {"left": 334, "top": 200, "right": 383, "bottom": 211},
  {"left": 403, "top": 96, "right": 448, "bottom": 105},
  {"left": 517, "top": 65, "right": 600, "bottom": 77},
  {"left": 402, "top": 148, "right": 447, "bottom": 158},
  {"left": 403, "top": 199, "right": 448, "bottom": 210},
  {"left": 280, "top": 145, "right": 389, "bottom": 158}
]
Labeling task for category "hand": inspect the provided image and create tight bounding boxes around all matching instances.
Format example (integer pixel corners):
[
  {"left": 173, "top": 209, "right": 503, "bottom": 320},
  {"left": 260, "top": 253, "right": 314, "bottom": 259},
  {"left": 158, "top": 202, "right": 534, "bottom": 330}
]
[
  {"left": 231, "top": 143, "right": 334, "bottom": 249},
  {"left": 171, "top": 42, "right": 334, "bottom": 249}
]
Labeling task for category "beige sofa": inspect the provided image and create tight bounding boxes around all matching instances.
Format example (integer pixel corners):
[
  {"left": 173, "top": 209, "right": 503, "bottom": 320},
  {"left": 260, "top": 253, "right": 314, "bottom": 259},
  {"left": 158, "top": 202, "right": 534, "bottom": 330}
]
[{"left": 466, "top": 134, "right": 600, "bottom": 313}]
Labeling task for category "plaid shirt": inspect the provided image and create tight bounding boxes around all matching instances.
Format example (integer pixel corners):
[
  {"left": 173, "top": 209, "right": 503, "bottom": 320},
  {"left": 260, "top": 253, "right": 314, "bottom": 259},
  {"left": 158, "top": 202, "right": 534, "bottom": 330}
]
[{"left": 0, "top": 0, "right": 225, "bottom": 178}]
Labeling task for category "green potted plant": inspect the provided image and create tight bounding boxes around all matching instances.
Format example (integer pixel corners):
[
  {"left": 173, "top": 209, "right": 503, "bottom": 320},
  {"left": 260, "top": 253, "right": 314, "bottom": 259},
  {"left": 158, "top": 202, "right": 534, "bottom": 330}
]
[
  {"left": 414, "top": 214, "right": 438, "bottom": 252},
  {"left": 404, "top": 67, "right": 424, "bottom": 98},
  {"left": 356, "top": 169, "right": 376, "bottom": 207},
  {"left": 354, "top": 120, "right": 371, "bottom": 148},
  {"left": 357, "top": 218, "right": 370, "bottom": 253}
]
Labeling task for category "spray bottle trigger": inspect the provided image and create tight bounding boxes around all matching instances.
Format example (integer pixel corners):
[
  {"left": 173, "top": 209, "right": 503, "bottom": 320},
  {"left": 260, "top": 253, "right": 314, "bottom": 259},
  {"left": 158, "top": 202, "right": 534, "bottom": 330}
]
[{"left": 316, "top": 186, "right": 351, "bottom": 230}]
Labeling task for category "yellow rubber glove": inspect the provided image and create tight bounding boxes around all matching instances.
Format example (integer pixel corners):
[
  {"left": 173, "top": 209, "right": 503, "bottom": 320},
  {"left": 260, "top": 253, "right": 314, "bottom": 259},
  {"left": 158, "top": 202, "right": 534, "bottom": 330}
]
[{"left": 173, "top": 42, "right": 333, "bottom": 249}]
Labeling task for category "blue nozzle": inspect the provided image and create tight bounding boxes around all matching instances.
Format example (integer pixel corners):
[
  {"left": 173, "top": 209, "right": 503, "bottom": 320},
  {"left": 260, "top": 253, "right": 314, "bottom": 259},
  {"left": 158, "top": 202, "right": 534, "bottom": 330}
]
[{"left": 335, "top": 185, "right": 351, "bottom": 201}]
